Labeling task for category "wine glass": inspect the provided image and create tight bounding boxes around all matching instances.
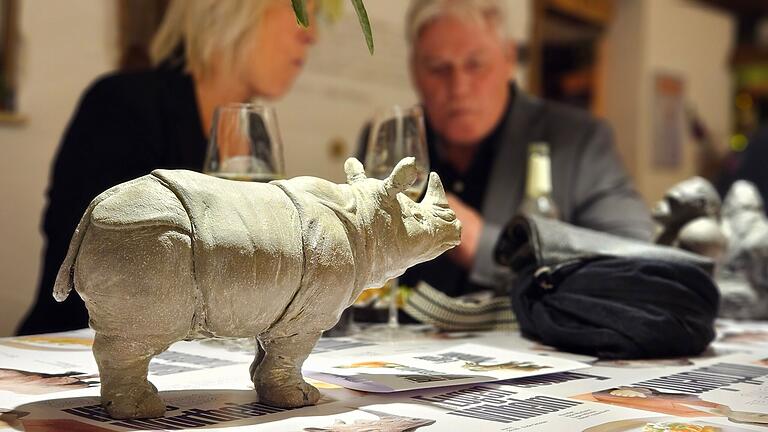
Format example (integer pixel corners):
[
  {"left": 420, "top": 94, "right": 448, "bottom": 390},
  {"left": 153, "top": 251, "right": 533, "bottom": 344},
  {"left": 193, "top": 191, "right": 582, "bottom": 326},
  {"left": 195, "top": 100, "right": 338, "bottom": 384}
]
[
  {"left": 359, "top": 104, "right": 430, "bottom": 340},
  {"left": 203, "top": 103, "right": 285, "bottom": 182}
]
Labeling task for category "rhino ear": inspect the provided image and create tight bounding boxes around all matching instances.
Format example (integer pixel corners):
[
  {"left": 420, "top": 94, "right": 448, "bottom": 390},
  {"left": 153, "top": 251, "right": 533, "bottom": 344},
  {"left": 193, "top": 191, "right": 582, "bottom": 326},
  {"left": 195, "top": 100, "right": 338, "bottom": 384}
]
[
  {"left": 384, "top": 157, "right": 417, "bottom": 197},
  {"left": 344, "top": 158, "right": 366, "bottom": 184},
  {"left": 421, "top": 172, "right": 449, "bottom": 206}
]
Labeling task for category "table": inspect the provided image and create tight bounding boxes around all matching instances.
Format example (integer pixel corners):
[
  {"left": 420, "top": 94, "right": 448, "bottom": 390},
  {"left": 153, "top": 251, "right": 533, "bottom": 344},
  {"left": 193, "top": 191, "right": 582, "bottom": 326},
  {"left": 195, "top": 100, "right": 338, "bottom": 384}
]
[{"left": 1, "top": 320, "right": 767, "bottom": 431}]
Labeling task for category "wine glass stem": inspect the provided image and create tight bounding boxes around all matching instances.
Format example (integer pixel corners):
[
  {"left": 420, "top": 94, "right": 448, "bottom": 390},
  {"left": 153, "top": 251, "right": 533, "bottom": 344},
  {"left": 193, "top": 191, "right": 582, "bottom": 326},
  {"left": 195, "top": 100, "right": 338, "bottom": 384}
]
[{"left": 388, "top": 278, "right": 399, "bottom": 329}]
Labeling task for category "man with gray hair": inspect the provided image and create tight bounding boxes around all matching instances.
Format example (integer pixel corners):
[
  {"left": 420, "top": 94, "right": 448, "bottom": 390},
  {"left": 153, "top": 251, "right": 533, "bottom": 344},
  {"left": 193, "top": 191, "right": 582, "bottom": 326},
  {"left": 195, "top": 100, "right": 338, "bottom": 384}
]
[{"left": 398, "top": 0, "right": 653, "bottom": 296}]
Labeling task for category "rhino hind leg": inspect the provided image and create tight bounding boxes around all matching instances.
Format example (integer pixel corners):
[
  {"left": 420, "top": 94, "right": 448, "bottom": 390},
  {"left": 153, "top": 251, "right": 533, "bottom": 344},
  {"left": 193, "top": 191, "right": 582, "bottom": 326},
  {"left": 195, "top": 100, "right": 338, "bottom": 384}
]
[
  {"left": 94, "top": 333, "right": 169, "bottom": 419},
  {"left": 248, "top": 339, "right": 266, "bottom": 381},
  {"left": 253, "top": 332, "right": 321, "bottom": 408}
]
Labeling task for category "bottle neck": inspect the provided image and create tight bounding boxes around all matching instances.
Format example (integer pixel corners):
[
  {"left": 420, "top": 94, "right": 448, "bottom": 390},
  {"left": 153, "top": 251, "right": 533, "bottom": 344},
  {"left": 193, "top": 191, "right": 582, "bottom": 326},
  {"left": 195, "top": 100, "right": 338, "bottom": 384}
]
[{"left": 525, "top": 152, "right": 553, "bottom": 198}]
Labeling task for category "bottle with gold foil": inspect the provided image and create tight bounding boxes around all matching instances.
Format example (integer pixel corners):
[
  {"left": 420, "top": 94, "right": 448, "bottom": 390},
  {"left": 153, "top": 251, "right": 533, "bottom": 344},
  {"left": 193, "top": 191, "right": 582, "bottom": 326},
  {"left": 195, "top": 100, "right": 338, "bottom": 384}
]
[{"left": 520, "top": 142, "right": 559, "bottom": 219}]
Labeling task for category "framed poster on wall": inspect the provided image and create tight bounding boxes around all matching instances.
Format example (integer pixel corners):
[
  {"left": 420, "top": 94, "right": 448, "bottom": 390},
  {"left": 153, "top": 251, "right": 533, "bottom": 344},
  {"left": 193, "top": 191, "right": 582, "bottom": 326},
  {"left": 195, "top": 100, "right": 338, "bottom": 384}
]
[
  {"left": 0, "top": 0, "right": 19, "bottom": 116},
  {"left": 652, "top": 72, "right": 686, "bottom": 169}
]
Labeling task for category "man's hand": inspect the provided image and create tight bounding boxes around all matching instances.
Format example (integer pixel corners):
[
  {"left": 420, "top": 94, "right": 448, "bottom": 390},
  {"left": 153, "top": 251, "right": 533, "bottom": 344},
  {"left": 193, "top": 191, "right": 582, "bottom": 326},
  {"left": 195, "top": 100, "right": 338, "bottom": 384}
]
[{"left": 446, "top": 193, "right": 484, "bottom": 270}]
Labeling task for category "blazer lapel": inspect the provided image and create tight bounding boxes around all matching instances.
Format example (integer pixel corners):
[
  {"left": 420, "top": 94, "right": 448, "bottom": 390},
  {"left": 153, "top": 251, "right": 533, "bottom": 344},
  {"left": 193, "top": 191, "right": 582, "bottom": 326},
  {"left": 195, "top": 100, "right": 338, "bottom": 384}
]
[{"left": 481, "top": 86, "right": 547, "bottom": 225}]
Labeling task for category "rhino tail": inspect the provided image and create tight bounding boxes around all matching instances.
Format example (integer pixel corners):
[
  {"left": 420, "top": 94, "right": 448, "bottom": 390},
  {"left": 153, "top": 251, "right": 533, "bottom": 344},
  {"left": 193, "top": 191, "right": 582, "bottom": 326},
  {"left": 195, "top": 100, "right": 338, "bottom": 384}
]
[{"left": 53, "top": 197, "right": 99, "bottom": 302}]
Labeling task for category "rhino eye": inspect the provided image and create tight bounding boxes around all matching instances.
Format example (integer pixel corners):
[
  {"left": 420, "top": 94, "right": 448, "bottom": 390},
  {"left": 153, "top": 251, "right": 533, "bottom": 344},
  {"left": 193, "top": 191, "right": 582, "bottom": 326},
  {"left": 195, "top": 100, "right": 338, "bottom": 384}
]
[{"left": 412, "top": 211, "right": 425, "bottom": 222}]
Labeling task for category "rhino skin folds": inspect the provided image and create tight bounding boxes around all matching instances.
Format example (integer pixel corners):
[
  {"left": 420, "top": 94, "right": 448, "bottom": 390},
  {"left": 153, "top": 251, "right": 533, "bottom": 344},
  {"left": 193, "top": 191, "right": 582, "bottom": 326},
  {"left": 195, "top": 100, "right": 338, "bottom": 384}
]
[{"left": 53, "top": 157, "right": 461, "bottom": 420}]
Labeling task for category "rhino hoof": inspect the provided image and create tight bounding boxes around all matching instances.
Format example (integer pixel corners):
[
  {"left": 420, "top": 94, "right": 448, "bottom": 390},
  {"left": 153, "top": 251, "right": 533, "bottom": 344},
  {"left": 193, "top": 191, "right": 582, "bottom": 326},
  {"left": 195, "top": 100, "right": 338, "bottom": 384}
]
[
  {"left": 257, "top": 381, "right": 320, "bottom": 408},
  {"left": 103, "top": 387, "right": 166, "bottom": 419}
]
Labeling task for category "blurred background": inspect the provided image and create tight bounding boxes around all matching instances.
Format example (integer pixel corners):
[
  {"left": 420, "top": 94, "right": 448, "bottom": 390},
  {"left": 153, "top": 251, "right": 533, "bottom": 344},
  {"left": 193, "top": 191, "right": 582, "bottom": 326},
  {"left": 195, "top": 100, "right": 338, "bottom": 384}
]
[{"left": 0, "top": 0, "right": 767, "bottom": 335}]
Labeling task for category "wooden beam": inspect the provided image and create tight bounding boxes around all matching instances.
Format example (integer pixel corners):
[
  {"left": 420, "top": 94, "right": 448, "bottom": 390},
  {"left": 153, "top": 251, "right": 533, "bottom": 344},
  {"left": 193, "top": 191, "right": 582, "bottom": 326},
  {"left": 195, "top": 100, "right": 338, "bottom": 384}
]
[
  {"left": 693, "top": 0, "right": 768, "bottom": 15},
  {"left": 1, "top": 0, "right": 20, "bottom": 111},
  {"left": 545, "top": 0, "right": 614, "bottom": 26}
]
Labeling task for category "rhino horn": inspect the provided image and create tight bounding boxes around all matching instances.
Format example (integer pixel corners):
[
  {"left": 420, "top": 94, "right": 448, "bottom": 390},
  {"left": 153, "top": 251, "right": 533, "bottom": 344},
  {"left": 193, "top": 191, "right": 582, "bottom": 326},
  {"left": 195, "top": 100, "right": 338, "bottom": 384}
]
[
  {"left": 422, "top": 172, "right": 449, "bottom": 207},
  {"left": 384, "top": 157, "right": 417, "bottom": 197},
  {"left": 344, "top": 157, "right": 366, "bottom": 184}
]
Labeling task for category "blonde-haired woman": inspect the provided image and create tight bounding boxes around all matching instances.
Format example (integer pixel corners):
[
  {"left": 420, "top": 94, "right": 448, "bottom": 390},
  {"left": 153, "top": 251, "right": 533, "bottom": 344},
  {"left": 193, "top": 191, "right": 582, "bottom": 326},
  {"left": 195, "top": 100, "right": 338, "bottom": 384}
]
[{"left": 19, "top": 0, "right": 317, "bottom": 335}]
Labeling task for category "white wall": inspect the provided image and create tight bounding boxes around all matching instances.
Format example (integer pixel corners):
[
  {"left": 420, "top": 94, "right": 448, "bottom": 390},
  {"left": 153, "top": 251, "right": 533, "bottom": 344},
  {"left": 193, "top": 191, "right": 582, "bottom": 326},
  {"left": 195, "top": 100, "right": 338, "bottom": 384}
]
[
  {"left": 640, "top": 0, "right": 734, "bottom": 201},
  {"left": 603, "top": 0, "right": 645, "bottom": 180},
  {"left": 0, "top": 0, "right": 117, "bottom": 335},
  {"left": 603, "top": 0, "right": 734, "bottom": 203},
  {"left": 275, "top": 0, "right": 418, "bottom": 182}
]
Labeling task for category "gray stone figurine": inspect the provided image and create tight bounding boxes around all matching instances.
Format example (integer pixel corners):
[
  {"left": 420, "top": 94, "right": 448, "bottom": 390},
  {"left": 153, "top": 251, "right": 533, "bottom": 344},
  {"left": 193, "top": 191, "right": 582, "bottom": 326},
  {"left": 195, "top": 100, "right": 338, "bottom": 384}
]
[
  {"left": 52, "top": 157, "right": 461, "bottom": 419},
  {"left": 720, "top": 180, "right": 768, "bottom": 318},
  {"left": 652, "top": 176, "right": 727, "bottom": 261}
]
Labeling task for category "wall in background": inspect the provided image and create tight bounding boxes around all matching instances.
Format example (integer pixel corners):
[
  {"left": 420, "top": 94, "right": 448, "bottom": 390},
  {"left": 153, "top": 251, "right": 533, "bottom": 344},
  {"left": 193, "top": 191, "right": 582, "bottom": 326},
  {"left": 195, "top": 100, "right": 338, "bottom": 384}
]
[
  {"left": 275, "top": 0, "right": 418, "bottom": 182},
  {"left": 0, "top": 0, "right": 117, "bottom": 335},
  {"left": 603, "top": 0, "right": 735, "bottom": 203}
]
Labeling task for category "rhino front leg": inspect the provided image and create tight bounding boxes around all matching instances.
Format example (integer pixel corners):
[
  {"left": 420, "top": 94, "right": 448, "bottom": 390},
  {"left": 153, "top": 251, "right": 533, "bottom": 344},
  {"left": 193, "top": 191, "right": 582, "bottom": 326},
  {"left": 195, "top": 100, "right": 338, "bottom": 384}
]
[
  {"left": 253, "top": 332, "right": 321, "bottom": 408},
  {"left": 94, "top": 333, "right": 168, "bottom": 419}
]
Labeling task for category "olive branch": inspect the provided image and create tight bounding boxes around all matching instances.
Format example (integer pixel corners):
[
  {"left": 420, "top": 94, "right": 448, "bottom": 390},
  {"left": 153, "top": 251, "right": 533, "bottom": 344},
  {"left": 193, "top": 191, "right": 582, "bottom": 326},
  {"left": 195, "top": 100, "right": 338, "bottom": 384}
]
[{"left": 291, "top": 0, "right": 374, "bottom": 54}]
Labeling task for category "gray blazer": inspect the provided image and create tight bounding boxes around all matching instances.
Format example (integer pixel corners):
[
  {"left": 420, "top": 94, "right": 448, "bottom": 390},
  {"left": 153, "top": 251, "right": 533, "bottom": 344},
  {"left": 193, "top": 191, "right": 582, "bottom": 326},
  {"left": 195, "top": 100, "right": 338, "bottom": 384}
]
[{"left": 469, "top": 90, "right": 653, "bottom": 290}]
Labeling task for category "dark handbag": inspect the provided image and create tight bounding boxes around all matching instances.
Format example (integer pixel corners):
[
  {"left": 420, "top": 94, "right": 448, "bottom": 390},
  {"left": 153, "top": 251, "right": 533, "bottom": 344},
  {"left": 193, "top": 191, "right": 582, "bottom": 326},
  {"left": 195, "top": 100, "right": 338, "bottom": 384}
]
[{"left": 494, "top": 215, "right": 720, "bottom": 359}]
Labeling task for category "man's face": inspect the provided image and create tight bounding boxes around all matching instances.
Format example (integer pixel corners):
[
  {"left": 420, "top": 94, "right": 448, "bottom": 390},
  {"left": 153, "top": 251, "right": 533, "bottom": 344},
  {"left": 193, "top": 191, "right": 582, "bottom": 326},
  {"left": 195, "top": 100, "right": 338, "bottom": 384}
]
[{"left": 412, "top": 14, "right": 514, "bottom": 148}]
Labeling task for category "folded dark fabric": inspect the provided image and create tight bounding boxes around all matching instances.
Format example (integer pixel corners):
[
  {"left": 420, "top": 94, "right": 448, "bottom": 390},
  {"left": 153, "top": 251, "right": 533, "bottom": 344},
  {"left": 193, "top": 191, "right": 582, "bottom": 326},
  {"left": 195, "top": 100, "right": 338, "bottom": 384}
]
[
  {"left": 495, "top": 215, "right": 719, "bottom": 359},
  {"left": 496, "top": 215, "right": 714, "bottom": 275}
]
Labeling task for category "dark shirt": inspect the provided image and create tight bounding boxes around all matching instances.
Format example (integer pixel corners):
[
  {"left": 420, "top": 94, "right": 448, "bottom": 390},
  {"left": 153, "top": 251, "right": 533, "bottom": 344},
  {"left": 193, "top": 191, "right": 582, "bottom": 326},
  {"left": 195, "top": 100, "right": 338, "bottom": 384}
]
[
  {"left": 398, "top": 94, "right": 511, "bottom": 297},
  {"left": 717, "top": 127, "right": 768, "bottom": 208},
  {"left": 17, "top": 66, "right": 207, "bottom": 335}
]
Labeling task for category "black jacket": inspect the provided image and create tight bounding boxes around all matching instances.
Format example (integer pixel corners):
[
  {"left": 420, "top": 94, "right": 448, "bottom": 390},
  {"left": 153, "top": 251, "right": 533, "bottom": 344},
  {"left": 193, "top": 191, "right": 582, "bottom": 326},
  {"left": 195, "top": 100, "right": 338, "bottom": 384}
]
[{"left": 18, "top": 67, "right": 207, "bottom": 334}]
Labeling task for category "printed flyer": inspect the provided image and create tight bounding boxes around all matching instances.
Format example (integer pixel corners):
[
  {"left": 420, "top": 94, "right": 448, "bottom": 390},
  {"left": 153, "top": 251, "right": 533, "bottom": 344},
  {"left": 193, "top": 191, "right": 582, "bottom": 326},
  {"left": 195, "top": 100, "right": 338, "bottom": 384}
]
[
  {"left": 260, "top": 386, "right": 764, "bottom": 432},
  {"left": 2, "top": 323, "right": 768, "bottom": 431},
  {"left": 303, "top": 343, "right": 590, "bottom": 392},
  {"left": 572, "top": 355, "right": 768, "bottom": 429}
]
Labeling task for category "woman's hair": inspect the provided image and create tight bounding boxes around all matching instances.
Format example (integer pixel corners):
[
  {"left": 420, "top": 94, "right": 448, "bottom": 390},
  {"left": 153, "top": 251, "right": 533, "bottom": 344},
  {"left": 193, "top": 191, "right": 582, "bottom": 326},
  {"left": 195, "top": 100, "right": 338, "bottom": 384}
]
[
  {"left": 405, "top": 0, "right": 509, "bottom": 47},
  {"left": 150, "top": 0, "right": 275, "bottom": 76}
]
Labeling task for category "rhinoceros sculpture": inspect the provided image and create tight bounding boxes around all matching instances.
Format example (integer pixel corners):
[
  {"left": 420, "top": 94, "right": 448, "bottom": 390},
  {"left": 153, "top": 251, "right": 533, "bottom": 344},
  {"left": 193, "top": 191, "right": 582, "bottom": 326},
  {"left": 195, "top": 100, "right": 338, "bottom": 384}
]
[{"left": 53, "top": 157, "right": 461, "bottom": 419}]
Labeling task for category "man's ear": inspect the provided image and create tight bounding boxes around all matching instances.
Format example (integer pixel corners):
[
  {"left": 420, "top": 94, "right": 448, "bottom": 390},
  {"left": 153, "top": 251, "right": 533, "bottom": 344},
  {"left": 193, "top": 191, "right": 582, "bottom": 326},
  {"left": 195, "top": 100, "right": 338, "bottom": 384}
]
[{"left": 504, "top": 40, "right": 517, "bottom": 71}]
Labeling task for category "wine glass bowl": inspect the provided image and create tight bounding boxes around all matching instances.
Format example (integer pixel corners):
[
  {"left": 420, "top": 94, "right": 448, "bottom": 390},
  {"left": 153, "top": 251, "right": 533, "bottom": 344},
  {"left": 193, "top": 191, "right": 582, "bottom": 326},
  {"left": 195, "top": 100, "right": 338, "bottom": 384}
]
[
  {"left": 203, "top": 103, "right": 285, "bottom": 182},
  {"left": 364, "top": 105, "right": 430, "bottom": 199},
  {"left": 357, "top": 104, "right": 431, "bottom": 341}
]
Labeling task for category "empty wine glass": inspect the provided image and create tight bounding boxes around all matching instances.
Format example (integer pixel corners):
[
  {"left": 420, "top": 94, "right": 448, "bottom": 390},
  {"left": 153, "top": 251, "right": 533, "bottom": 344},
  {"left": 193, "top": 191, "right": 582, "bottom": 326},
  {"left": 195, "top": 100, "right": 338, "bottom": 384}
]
[
  {"left": 358, "top": 104, "right": 430, "bottom": 341},
  {"left": 203, "top": 103, "right": 285, "bottom": 182}
]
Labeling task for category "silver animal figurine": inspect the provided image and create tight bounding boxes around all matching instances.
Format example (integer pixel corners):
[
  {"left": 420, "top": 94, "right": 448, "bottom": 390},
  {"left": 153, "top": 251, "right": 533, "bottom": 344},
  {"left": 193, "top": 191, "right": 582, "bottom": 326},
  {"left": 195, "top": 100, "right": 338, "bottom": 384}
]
[
  {"left": 652, "top": 176, "right": 727, "bottom": 261},
  {"left": 720, "top": 180, "right": 768, "bottom": 318},
  {"left": 53, "top": 157, "right": 461, "bottom": 419}
]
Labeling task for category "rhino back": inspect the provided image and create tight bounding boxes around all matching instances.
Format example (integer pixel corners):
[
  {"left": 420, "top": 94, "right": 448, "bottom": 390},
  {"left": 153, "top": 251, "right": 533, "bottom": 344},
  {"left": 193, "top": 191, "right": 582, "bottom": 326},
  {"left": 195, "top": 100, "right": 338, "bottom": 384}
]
[
  {"left": 151, "top": 169, "right": 304, "bottom": 336},
  {"left": 91, "top": 175, "right": 191, "bottom": 232}
]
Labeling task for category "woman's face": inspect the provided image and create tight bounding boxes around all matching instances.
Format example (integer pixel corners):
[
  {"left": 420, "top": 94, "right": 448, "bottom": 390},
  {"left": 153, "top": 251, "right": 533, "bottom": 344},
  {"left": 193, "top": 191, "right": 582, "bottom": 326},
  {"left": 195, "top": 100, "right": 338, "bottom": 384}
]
[{"left": 241, "top": 0, "right": 317, "bottom": 99}]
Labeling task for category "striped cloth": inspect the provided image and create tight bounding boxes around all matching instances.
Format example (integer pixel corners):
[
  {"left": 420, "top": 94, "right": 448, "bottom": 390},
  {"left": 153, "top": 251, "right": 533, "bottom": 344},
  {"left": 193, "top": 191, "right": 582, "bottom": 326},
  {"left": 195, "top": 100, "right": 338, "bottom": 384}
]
[{"left": 403, "top": 282, "right": 517, "bottom": 331}]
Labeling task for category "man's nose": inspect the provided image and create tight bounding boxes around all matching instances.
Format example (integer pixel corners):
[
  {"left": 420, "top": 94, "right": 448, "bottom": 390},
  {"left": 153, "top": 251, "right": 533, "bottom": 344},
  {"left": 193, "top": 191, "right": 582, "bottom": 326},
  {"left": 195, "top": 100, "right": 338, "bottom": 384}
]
[{"left": 448, "top": 69, "right": 471, "bottom": 97}]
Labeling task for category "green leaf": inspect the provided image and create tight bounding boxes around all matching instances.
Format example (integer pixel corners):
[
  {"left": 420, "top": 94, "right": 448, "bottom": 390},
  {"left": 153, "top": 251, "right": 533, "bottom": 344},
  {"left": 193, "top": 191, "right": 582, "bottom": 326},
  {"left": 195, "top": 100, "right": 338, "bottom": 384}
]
[
  {"left": 292, "top": 0, "right": 309, "bottom": 27},
  {"left": 350, "top": 0, "right": 374, "bottom": 55}
]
